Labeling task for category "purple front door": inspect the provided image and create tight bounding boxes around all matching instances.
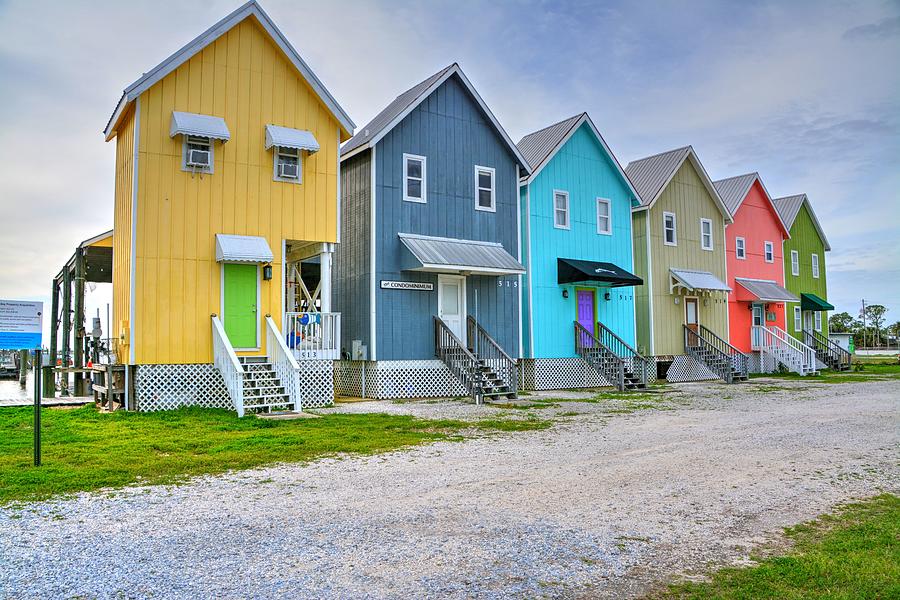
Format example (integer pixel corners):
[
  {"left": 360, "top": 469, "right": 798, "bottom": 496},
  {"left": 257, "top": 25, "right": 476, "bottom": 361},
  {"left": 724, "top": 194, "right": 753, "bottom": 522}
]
[{"left": 576, "top": 290, "right": 595, "bottom": 334}]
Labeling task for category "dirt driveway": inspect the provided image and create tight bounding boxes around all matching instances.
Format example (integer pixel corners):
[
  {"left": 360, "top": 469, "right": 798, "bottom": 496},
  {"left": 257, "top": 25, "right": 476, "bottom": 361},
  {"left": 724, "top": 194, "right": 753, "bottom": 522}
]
[{"left": 2, "top": 378, "right": 898, "bottom": 598}]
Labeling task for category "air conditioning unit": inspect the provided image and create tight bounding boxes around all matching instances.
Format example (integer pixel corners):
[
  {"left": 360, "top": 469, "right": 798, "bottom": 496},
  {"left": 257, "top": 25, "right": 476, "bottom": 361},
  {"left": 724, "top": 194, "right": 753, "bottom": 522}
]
[
  {"left": 279, "top": 162, "right": 299, "bottom": 179},
  {"left": 187, "top": 149, "right": 210, "bottom": 167}
]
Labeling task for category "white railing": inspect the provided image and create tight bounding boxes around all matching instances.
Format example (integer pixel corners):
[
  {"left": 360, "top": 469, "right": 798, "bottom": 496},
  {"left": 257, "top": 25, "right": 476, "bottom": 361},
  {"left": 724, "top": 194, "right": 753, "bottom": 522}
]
[
  {"left": 752, "top": 325, "right": 817, "bottom": 375},
  {"left": 212, "top": 315, "right": 245, "bottom": 417},
  {"left": 266, "top": 316, "right": 302, "bottom": 412},
  {"left": 283, "top": 312, "right": 341, "bottom": 360}
]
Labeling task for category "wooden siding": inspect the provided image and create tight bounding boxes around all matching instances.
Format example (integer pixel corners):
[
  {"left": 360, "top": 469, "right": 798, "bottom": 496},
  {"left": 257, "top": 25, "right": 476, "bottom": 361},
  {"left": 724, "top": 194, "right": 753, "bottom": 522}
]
[
  {"left": 631, "top": 210, "right": 652, "bottom": 354},
  {"left": 783, "top": 202, "right": 829, "bottom": 338},
  {"left": 373, "top": 74, "right": 522, "bottom": 360},
  {"left": 633, "top": 160, "right": 729, "bottom": 356},
  {"left": 522, "top": 122, "right": 637, "bottom": 359},
  {"left": 112, "top": 105, "right": 135, "bottom": 361},
  {"left": 334, "top": 149, "right": 371, "bottom": 354},
  {"left": 725, "top": 180, "right": 788, "bottom": 352},
  {"left": 130, "top": 17, "right": 342, "bottom": 364}
]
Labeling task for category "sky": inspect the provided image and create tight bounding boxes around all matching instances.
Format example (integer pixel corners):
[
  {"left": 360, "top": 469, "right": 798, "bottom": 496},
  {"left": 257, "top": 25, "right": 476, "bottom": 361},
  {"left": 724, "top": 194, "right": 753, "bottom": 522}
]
[{"left": 0, "top": 0, "right": 898, "bottom": 341}]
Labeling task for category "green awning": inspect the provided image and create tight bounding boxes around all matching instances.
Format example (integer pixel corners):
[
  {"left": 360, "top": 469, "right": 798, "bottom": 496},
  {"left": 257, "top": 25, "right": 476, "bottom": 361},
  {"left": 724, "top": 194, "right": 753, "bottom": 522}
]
[{"left": 801, "top": 293, "right": 834, "bottom": 311}]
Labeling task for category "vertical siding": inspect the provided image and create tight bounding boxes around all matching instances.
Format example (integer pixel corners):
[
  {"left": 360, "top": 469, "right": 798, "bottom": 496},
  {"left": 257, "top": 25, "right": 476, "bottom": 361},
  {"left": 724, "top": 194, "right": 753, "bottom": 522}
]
[
  {"left": 132, "top": 17, "right": 342, "bottom": 364},
  {"left": 523, "top": 123, "right": 637, "bottom": 359},
  {"left": 334, "top": 149, "right": 371, "bottom": 354},
  {"left": 725, "top": 181, "right": 789, "bottom": 352},
  {"left": 373, "top": 75, "right": 522, "bottom": 360},
  {"left": 783, "top": 202, "right": 829, "bottom": 338},
  {"left": 631, "top": 210, "right": 652, "bottom": 355},
  {"left": 112, "top": 105, "right": 135, "bottom": 362},
  {"left": 646, "top": 160, "right": 729, "bottom": 355}
]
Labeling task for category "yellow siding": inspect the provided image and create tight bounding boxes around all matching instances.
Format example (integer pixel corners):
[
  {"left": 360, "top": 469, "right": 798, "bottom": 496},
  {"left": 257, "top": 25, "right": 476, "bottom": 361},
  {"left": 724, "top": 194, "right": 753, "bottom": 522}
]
[
  {"left": 112, "top": 105, "right": 135, "bottom": 363},
  {"left": 631, "top": 210, "right": 652, "bottom": 355},
  {"left": 132, "top": 16, "right": 342, "bottom": 364}
]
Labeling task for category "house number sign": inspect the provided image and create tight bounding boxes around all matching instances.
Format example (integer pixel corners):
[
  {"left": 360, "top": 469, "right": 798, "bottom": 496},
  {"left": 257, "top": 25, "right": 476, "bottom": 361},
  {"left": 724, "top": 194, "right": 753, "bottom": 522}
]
[{"left": 380, "top": 280, "right": 434, "bottom": 291}]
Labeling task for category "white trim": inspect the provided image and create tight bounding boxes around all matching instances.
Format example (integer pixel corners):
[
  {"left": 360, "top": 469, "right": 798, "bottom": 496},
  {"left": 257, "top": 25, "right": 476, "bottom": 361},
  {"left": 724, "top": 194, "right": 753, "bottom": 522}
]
[
  {"left": 814, "top": 310, "right": 823, "bottom": 332},
  {"left": 516, "top": 165, "right": 523, "bottom": 359},
  {"left": 474, "top": 165, "right": 496, "bottom": 212},
  {"left": 272, "top": 145, "right": 302, "bottom": 184},
  {"left": 700, "top": 217, "right": 713, "bottom": 251},
  {"left": 409, "top": 263, "right": 524, "bottom": 276},
  {"left": 336, "top": 128, "right": 341, "bottom": 244},
  {"left": 716, "top": 172, "right": 791, "bottom": 237},
  {"left": 402, "top": 153, "right": 426, "bottom": 204},
  {"left": 80, "top": 229, "right": 114, "bottom": 248},
  {"left": 596, "top": 197, "right": 612, "bottom": 235},
  {"left": 553, "top": 189, "right": 570, "bottom": 229},
  {"left": 684, "top": 296, "right": 700, "bottom": 329},
  {"left": 723, "top": 220, "right": 730, "bottom": 341},
  {"left": 181, "top": 135, "right": 214, "bottom": 174},
  {"left": 790, "top": 249, "right": 799, "bottom": 276},
  {"left": 219, "top": 262, "right": 262, "bottom": 351},
  {"left": 281, "top": 239, "right": 286, "bottom": 321},
  {"left": 794, "top": 305, "right": 802, "bottom": 332},
  {"left": 645, "top": 213, "right": 655, "bottom": 355},
  {"left": 370, "top": 145, "right": 378, "bottom": 360},
  {"left": 128, "top": 96, "right": 140, "bottom": 365},
  {"left": 525, "top": 183, "right": 535, "bottom": 358},
  {"left": 437, "top": 274, "right": 467, "bottom": 344},
  {"left": 663, "top": 211, "right": 677, "bottom": 246},
  {"left": 775, "top": 194, "right": 831, "bottom": 250},
  {"left": 735, "top": 236, "right": 746, "bottom": 260},
  {"left": 764, "top": 241, "right": 774, "bottom": 263},
  {"left": 811, "top": 253, "right": 820, "bottom": 279}
]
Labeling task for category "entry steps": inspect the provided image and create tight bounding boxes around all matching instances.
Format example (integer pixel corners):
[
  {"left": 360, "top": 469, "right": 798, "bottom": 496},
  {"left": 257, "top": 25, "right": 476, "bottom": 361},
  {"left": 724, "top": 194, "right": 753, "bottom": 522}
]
[{"left": 238, "top": 356, "right": 293, "bottom": 412}]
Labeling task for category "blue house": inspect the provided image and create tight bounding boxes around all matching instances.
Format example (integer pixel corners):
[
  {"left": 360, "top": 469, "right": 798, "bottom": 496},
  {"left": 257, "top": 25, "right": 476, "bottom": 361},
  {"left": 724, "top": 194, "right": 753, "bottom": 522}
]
[
  {"left": 334, "top": 64, "right": 531, "bottom": 401},
  {"left": 517, "top": 113, "right": 647, "bottom": 390}
]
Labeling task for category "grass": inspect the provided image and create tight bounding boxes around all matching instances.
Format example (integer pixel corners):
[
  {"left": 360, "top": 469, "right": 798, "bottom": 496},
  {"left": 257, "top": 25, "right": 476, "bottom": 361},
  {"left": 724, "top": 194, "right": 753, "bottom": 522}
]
[
  {"left": 752, "top": 362, "right": 900, "bottom": 384},
  {"left": 0, "top": 405, "right": 549, "bottom": 505},
  {"left": 657, "top": 494, "right": 900, "bottom": 599}
]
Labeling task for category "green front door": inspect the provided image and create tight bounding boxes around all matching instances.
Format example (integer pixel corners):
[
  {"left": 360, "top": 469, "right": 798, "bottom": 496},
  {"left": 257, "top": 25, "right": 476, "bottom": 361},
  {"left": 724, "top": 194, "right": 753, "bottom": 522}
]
[{"left": 223, "top": 263, "right": 258, "bottom": 348}]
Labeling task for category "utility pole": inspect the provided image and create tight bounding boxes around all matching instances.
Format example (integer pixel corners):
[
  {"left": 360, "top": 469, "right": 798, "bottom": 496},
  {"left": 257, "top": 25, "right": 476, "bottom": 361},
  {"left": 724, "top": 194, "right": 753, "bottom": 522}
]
[{"left": 861, "top": 299, "right": 867, "bottom": 350}]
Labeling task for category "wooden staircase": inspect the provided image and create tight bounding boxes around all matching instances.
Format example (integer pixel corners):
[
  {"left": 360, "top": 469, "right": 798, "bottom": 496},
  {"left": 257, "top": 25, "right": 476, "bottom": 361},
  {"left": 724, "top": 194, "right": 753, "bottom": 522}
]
[
  {"left": 804, "top": 329, "right": 851, "bottom": 371},
  {"left": 575, "top": 322, "right": 648, "bottom": 391},
  {"left": 238, "top": 356, "right": 293, "bottom": 412},
  {"left": 684, "top": 324, "right": 749, "bottom": 383},
  {"left": 434, "top": 316, "right": 517, "bottom": 403}
]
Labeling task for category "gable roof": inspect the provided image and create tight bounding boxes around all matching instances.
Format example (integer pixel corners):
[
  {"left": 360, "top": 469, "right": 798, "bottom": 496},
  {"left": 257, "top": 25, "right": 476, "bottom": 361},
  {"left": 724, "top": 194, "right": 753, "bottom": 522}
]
[
  {"left": 516, "top": 112, "right": 640, "bottom": 203},
  {"left": 103, "top": 1, "right": 355, "bottom": 140},
  {"left": 773, "top": 194, "right": 831, "bottom": 251},
  {"left": 713, "top": 172, "right": 790, "bottom": 238},
  {"left": 625, "top": 146, "right": 732, "bottom": 223},
  {"left": 340, "top": 63, "right": 531, "bottom": 172}
]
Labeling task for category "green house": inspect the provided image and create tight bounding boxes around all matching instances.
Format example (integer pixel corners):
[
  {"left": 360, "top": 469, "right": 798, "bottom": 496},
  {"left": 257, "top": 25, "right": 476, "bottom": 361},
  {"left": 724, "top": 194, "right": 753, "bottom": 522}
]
[{"left": 773, "top": 194, "right": 832, "bottom": 341}]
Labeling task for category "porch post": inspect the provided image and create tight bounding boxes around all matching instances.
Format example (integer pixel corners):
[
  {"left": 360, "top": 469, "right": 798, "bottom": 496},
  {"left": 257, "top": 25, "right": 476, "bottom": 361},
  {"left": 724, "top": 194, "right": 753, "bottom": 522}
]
[
  {"left": 44, "top": 277, "right": 59, "bottom": 397},
  {"left": 60, "top": 264, "right": 71, "bottom": 396},
  {"left": 73, "top": 247, "right": 87, "bottom": 396},
  {"left": 320, "top": 245, "right": 333, "bottom": 313}
]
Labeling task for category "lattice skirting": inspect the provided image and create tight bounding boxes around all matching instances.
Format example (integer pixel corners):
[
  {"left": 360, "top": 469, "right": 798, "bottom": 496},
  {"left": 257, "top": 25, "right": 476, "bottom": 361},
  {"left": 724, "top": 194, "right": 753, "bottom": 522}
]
[
  {"left": 664, "top": 355, "right": 720, "bottom": 383},
  {"left": 520, "top": 358, "right": 609, "bottom": 390},
  {"left": 334, "top": 360, "right": 467, "bottom": 399},
  {"left": 748, "top": 352, "right": 780, "bottom": 374},
  {"left": 296, "top": 360, "right": 334, "bottom": 408}
]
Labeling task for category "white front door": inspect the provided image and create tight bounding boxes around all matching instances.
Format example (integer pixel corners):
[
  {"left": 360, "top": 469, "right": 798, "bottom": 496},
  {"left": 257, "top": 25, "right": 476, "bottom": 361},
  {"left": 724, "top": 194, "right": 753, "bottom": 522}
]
[
  {"left": 803, "top": 310, "right": 813, "bottom": 333},
  {"left": 438, "top": 275, "right": 466, "bottom": 342},
  {"left": 751, "top": 303, "right": 764, "bottom": 348}
]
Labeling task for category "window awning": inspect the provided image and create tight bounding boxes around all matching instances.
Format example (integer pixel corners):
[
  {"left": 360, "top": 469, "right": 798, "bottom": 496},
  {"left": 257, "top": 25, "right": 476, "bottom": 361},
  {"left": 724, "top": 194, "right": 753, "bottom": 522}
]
[
  {"left": 557, "top": 258, "right": 642, "bottom": 287},
  {"left": 801, "top": 292, "right": 834, "bottom": 311},
  {"left": 215, "top": 234, "right": 273, "bottom": 263},
  {"left": 398, "top": 233, "right": 524, "bottom": 275},
  {"left": 265, "top": 124, "right": 320, "bottom": 153},
  {"left": 170, "top": 111, "right": 231, "bottom": 141},
  {"left": 735, "top": 278, "right": 799, "bottom": 303},
  {"left": 669, "top": 268, "right": 731, "bottom": 293}
]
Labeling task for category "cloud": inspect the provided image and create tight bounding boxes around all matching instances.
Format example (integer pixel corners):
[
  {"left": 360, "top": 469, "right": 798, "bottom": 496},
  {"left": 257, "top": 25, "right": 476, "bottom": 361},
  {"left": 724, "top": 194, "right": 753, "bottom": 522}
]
[{"left": 843, "top": 15, "right": 900, "bottom": 40}]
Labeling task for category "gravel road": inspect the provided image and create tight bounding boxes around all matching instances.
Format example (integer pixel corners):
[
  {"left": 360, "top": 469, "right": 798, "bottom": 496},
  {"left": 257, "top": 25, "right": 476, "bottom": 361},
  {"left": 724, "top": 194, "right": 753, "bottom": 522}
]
[{"left": 2, "top": 378, "right": 898, "bottom": 599}]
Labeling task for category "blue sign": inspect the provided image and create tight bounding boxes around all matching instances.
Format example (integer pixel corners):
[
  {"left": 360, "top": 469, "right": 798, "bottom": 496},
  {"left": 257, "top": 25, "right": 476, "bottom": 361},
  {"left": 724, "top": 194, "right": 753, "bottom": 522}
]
[{"left": 0, "top": 300, "right": 43, "bottom": 350}]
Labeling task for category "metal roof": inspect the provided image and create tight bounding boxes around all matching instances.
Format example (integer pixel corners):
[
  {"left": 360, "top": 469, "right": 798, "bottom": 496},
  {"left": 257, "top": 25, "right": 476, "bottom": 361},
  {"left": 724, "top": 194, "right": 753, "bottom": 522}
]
[
  {"left": 215, "top": 234, "right": 274, "bottom": 263},
  {"left": 713, "top": 172, "right": 790, "bottom": 236},
  {"left": 104, "top": 1, "right": 354, "bottom": 140},
  {"left": 340, "top": 64, "right": 531, "bottom": 172},
  {"left": 625, "top": 146, "right": 732, "bottom": 222},
  {"left": 170, "top": 112, "right": 231, "bottom": 141},
  {"left": 735, "top": 278, "right": 799, "bottom": 302},
  {"left": 670, "top": 268, "right": 731, "bottom": 292},
  {"left": 398, "top": 233, "right": 525, "bottom": 275},
  {"left": 773, "top": 194, "right": 831, "bottom": 251},
  {"left": 264, "top": 124, "right": 319, "bottom": 152}
]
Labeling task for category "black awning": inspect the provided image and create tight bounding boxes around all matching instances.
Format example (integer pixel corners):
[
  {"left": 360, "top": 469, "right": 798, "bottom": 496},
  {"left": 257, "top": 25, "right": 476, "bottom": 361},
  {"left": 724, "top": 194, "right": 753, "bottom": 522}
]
[{"left": 557, "top": 258, "right": 643, "bottom": 287}]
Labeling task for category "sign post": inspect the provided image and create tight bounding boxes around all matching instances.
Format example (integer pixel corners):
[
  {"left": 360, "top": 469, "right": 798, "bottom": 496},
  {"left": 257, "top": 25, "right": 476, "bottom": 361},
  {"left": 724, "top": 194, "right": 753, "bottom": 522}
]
[{"left": 33, "top": 348, "right": 42, "bottom": 467}]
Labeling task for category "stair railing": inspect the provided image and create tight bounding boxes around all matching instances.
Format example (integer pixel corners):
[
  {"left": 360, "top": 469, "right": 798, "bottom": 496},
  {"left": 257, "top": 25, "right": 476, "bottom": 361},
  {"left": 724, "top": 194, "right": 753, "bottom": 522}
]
[
  {"left": 575, "top": 321, "right": 625, "bottom": 391},
  {"left": 803, "top": 328, "right": 851, "bottom": 371},
  {"left": 769, "top": 325, "right": 817, "bottom": 374},
  {"left": 212, "top": 315, "right": 245, "bottom": 417},
  {"left": 266, "top": 316, "right": 303, "bottom": 411},
  {"left": 597, "top": 321, "right": 651, "bottom": 387},
  {"left": 467, "top": 316, "right": 518, "bottom": 398},
  {"left": 684, "top": 324, "right": 749, "bottom": 383},
  {"left": 434, "top": 317, "right": 484, "bottom": 403}
]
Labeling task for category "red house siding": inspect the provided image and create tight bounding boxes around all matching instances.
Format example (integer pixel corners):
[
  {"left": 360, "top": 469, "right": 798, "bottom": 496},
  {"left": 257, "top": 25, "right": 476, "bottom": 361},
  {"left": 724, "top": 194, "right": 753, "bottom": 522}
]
[{"left": 726, "top": 181, "right": 789, "bottom": 352}]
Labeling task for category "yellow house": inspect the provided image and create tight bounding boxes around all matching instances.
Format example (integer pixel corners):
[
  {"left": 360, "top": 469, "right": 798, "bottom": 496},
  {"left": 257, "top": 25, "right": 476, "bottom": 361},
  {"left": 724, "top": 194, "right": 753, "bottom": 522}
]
[{"left": 104, "top": 1, "right": 354, "bottom": 414}]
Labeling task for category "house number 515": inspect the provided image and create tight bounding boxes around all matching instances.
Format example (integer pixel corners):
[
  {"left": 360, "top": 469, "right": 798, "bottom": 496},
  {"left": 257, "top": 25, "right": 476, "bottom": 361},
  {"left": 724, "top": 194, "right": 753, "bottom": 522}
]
[{"left": 498, "top": 278, "right": 518, "bottom": 288}]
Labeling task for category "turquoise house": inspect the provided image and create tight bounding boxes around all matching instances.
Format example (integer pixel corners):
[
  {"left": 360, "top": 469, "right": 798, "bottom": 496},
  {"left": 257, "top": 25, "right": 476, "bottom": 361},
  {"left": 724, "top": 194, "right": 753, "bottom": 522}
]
[{"left": 517, "top": 113, "right": 644, "bottom": 390}]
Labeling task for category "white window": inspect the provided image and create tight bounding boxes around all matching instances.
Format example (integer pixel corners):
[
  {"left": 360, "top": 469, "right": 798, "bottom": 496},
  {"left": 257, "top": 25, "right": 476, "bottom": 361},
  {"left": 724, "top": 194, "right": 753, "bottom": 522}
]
[
  {"left": 663, "top": 212, "right": 677, "bottom": 246},
  {"left": 273, "top": 146, "right": 301, "bottom": 183},
  {"left": 814, "top": 311, "right": 822, "bottom": 332},
  {"left": 403, "top": 153, "right": 426, "bottom": 203},
  {"left": 182, "top": 135, "right": 213, "bottom": 173},
  {"left": 700, "top": 218, "right": 713, "bottom": 250},
  {"left": 735, "top": 237, "right": 746, "bottom": 259},
  {"left": 596, "top": 198, "right": 611, "bottom": 234},
  {"left": 553, "top": 190, "right": 570, "bottom": 229},
  {"left": 794, "top": 306, "right": 802, "bottom": 331},
  {"left": 811, "top": 253, "right": 820, "bottom": 278},
  {"left": 474, "top": 166, "right": 495, "bottom": 212},
  {"left": 791, "top": 250, "right": 799, "bottom": 276},
  {"left": 764, "top": 241, "right": 774, "bottom": 263}
]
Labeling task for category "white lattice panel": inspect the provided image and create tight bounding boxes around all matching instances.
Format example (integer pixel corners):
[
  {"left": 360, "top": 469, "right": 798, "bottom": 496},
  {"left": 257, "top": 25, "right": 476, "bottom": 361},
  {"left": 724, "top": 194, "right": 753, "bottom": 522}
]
[
  {"left": 297, "top": 360, "right": 334, "bottom": 408},
  {"left": 334, "top": 360, "right": 467, "bottom": 399},
  {"left": 135, "top": 364, "right": 233, "bottom": 412},
  {"left": 520, "top": 358, "right": 609, "bottom": 390},
  {"left": 665, "top": 355, "right": 719, "bottom": 382}
]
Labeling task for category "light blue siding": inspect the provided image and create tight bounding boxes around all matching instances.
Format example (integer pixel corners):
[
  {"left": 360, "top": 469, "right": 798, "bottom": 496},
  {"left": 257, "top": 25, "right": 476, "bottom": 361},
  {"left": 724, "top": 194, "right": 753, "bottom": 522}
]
[{"left": 522, "top": 122, "right": 638, "bottom": 358}]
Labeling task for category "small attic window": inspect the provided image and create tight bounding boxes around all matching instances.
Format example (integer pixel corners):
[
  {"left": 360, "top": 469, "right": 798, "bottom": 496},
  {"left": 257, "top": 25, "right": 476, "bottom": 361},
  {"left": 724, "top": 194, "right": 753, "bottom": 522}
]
[
  {"left": 274, "top": 147, "right": 301, "bottom": 183},
  {"left": 183, "top": 135, "right": 213, "bottom": 173}
]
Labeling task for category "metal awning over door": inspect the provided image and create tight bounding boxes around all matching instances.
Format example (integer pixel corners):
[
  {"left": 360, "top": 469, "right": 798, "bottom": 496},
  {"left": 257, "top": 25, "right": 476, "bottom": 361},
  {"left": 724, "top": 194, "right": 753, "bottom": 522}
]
[
  {"left": 801, "top": 293, "right": 834, "bottom": 311},
  {"left": 735, "top": 278, "right": 798, "bottom": 303},
  {"left": 557, "top": 258, "right": 642, "bottom": 287},
  {"left": 215, "top": 234, "right": 274, "bottom": 263},
  {"left": 669, "top": 268, "right": 731, "bottom": 294},
  {"left": 398, "top": 233, "right": 524, "bottom": 275}
]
